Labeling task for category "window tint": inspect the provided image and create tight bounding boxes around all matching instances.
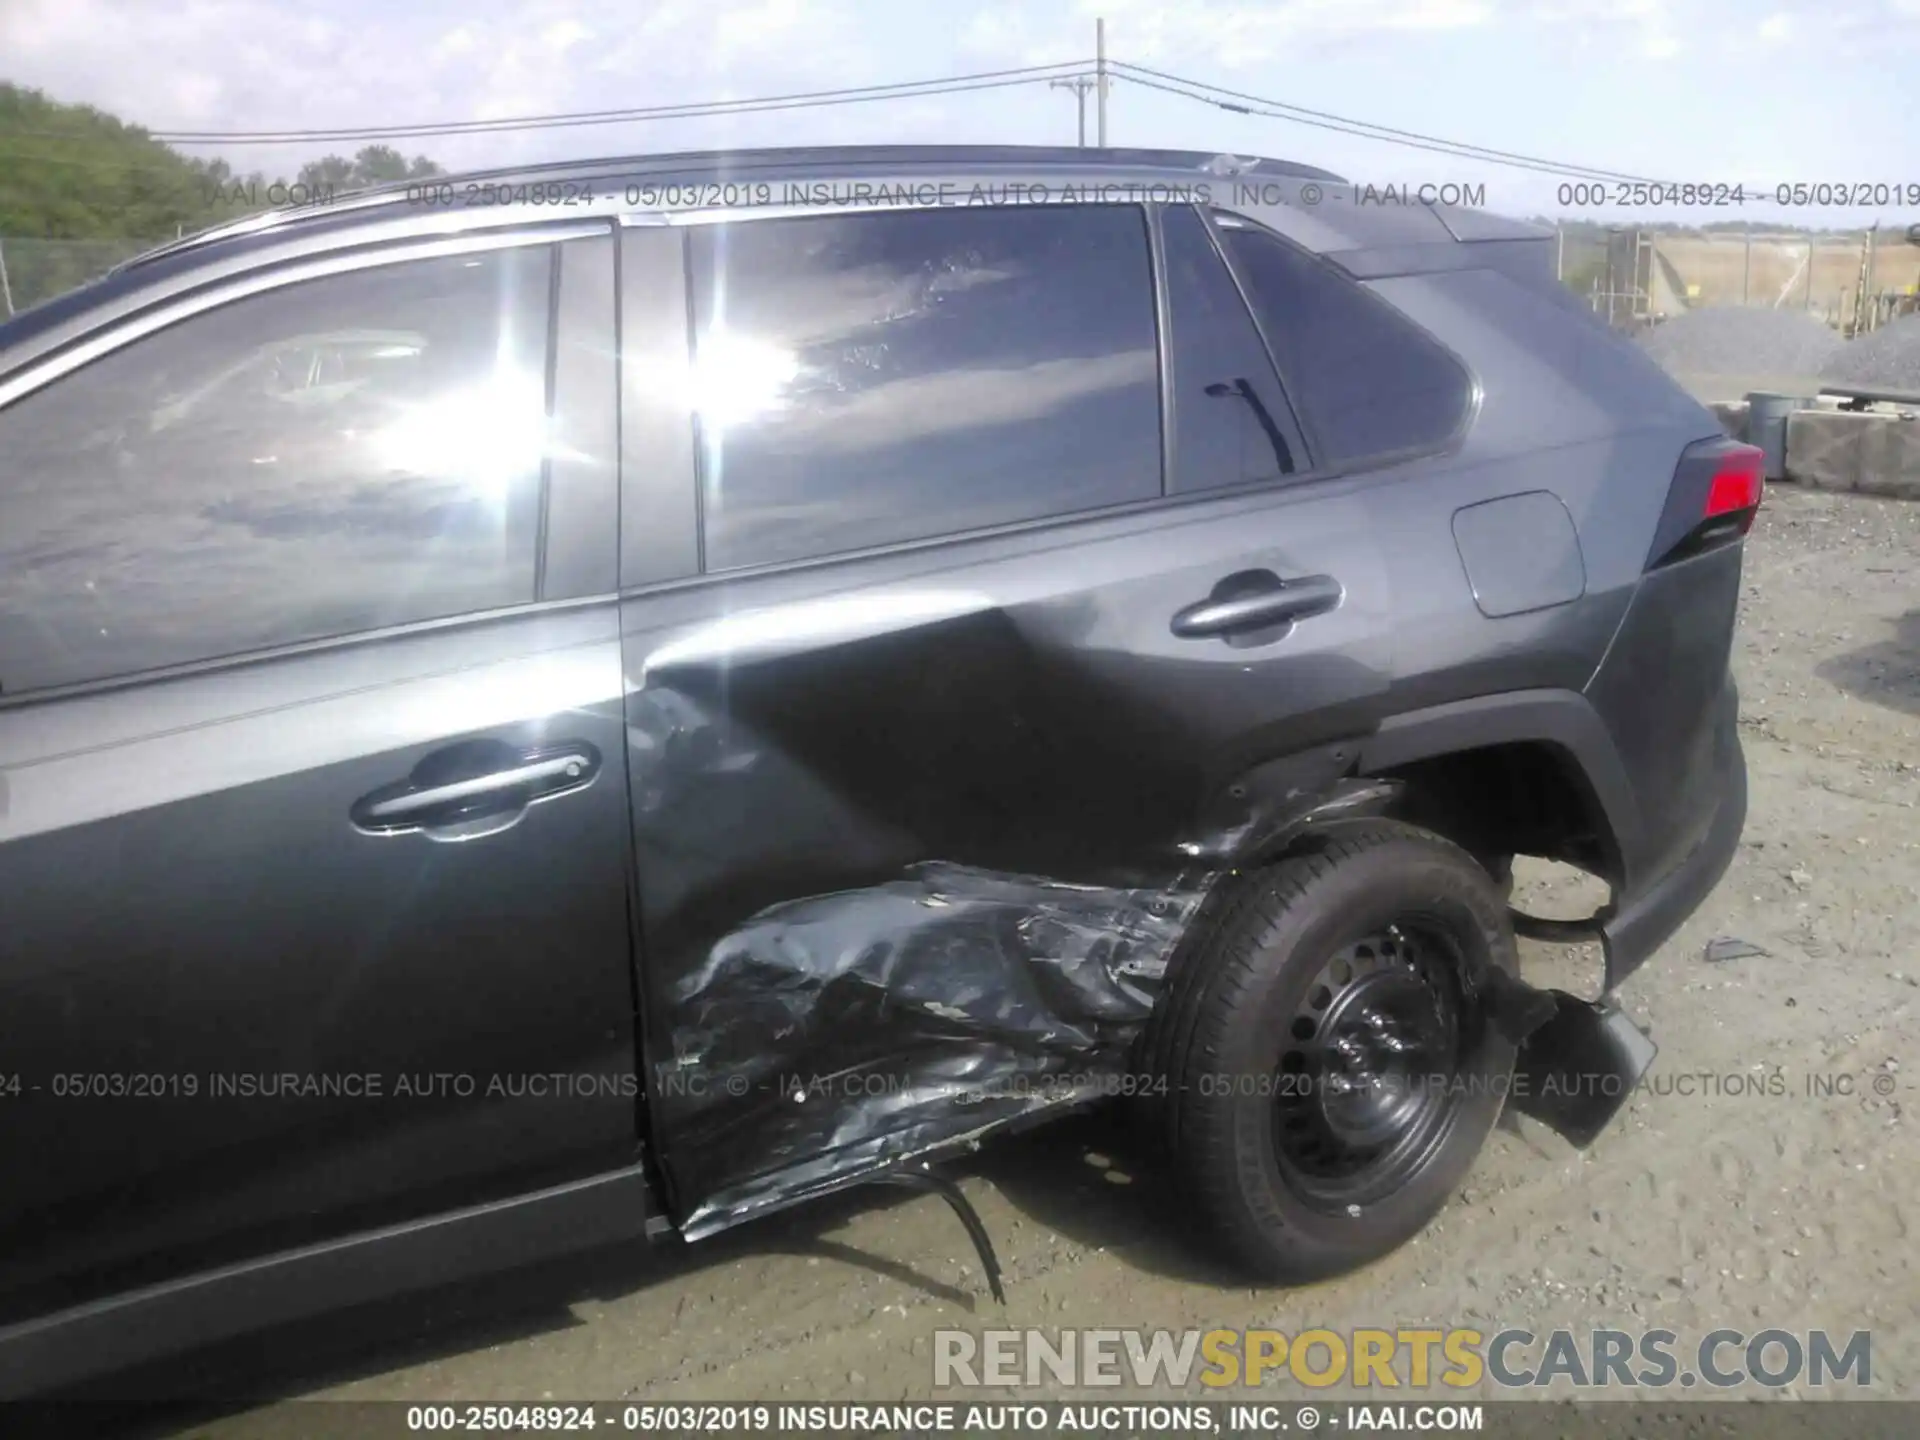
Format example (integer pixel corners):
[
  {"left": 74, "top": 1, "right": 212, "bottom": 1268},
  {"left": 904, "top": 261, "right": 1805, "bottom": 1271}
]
[
  {"left": 688, "top": 205, "right": 1162, "bottom": 571},
  {"left": 1161, "top": 205, "right": 1303, "bottom": 492},
  {"left": 1218, "top": 219, "right": 1471, "bottom": 468},
  {"left": 0, "top": 248, "right": 553, "bottom": 693}
]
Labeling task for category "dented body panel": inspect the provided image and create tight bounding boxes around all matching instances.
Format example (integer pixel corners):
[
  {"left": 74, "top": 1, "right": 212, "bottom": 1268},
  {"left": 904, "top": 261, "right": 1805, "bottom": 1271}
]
[
  {"left": 603, "top": 169, "right": 1735, "bottom": 1233},
  {"left": 618, "top": 480, "right": 1397, "bottom": 1228}
]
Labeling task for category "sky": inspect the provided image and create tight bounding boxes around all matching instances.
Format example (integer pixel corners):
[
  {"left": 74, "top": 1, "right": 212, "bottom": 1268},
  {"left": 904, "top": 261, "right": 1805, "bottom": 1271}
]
[{"left": 3, "top": 0, "right": 1919, "bottom": 224}]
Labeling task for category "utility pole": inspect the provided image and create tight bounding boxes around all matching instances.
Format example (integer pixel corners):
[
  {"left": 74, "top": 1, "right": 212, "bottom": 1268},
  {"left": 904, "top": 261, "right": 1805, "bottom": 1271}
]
[
  {"left": 1604, "top": 227, "right": 1617, "bottom": 327},
  {"left": 1095, "top": 17, "right": 1109, "bottom": 147},
  {"left": 1050, "top": 75, "right": 1095, "bottom": 146},
  {"left": 1855, "top": 225, "right": 1877, "bottom": 334}
]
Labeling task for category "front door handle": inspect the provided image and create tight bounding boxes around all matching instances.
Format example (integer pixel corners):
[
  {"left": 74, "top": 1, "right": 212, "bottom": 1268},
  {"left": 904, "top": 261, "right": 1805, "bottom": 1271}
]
[
  {"left": 352, "top": 741, "right": 601, "bottom": 838},
  {"left": 1171, "top": 574, "right": 1344, "bottom": 639}
]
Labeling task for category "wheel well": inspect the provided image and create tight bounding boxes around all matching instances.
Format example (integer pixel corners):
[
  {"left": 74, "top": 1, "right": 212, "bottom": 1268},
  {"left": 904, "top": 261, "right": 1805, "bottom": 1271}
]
[{"left": 1368, "top": 742, "right": 1620, "bottom": 887}]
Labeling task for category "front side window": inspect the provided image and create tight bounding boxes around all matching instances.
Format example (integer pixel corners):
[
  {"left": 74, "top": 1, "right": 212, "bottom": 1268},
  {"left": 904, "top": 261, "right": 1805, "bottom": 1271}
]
[
  {"left": 687, "top": 204, "right": 1163, "bottom": 572},
  {"left": 0, "top": 247, "right": 554, "bottom": 693},
  {"left": 1218, "top": 217, "right": 1472, "bottom": 469}
]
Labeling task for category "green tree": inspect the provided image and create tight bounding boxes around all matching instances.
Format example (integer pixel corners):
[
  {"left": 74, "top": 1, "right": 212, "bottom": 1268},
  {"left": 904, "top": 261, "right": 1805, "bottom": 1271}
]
[
  {"left": 295, "top": 154, "right": 357, "bottom": 192},
  {"left": 1, "top": 84, "right": 444, "bottom": 311},
  {"left": 350, "top": 144, "right": 411, "bottom": 184}
]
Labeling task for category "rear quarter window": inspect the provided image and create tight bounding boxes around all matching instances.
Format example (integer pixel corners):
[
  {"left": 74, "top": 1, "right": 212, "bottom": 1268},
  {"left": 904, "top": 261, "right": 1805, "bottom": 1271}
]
[{"left": 1217, "top": 216, "right": 1472, "bottom": 469}]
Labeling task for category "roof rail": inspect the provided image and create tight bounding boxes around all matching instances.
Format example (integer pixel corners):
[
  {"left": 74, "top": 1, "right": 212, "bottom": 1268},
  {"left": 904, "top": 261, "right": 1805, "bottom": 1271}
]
[{"left": 109, "top": 144, "right": 1343, "bottom": 278}]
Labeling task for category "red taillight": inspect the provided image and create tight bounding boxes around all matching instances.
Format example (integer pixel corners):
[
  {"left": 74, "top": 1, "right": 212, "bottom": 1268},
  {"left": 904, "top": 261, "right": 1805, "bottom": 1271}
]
[
  {"left": 1703, "top": 444, "right": 1765, "bottom": 527},
  {"left": 1646, "top": 435, "right": 1766, "bottom": 570}
]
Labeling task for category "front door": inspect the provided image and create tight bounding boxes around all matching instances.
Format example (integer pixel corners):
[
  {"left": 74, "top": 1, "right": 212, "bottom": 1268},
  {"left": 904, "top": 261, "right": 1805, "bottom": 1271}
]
[{"left": 0, "top": 231, "right": 637, "bottom": 1323}]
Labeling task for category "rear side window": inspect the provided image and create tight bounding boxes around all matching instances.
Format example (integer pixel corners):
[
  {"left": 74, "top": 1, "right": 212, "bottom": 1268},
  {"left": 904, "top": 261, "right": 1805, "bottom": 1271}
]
[
  {"left": 0, "top": 247, "right": 553, "bottom": 693},
  {"left": 1218, "top": 218, "right": 1471, "bottom": 468},
  {"left": 688, "top": 204, "right": 1162, "bottom": 572},
  {"left": 1161, "top": 205, "right": 1303, "bottom": 492}
]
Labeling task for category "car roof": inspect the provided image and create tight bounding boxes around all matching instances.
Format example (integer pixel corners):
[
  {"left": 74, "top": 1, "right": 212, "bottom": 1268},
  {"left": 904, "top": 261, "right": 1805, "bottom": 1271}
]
[{"left": 1, "top": 144, "right": 1556, "bottom": 377}]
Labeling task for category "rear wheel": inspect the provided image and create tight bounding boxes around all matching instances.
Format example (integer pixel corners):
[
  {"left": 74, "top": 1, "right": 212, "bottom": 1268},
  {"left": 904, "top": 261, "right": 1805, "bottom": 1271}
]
[{"left": 1143, "top": 822, "right": 1518, "bottom": 1281}]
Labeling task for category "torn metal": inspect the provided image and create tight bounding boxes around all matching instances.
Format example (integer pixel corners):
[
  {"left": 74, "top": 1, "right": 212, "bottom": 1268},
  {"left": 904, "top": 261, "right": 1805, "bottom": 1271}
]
[
  {"left": 662, "top": 861, "right": 1208, "bottom": 1238},
  {"left": 622, "top": 619, "right": 1399, "bottom": 1236}
]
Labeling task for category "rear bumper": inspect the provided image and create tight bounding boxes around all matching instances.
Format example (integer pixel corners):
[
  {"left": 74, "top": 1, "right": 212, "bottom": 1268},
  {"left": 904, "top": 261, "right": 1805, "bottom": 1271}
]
[{"left": 1600, "top": 688, "right": 1747, "bottom": 991}]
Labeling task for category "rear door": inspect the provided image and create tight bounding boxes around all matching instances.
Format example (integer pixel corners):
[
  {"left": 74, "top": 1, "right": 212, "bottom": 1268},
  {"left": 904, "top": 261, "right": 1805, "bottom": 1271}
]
[
  {"left": 614, "top": 194, "right": 1398, "bottom": 1233},
  {"left": 0, "top": 227, "right": 637, "bottom": 1323}
]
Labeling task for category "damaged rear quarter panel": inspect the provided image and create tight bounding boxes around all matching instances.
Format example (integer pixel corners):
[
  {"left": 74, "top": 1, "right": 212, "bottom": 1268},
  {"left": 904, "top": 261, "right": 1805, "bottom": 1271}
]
[{"left": 620, "top": 490, "right": 1396, "bottom": 1236}]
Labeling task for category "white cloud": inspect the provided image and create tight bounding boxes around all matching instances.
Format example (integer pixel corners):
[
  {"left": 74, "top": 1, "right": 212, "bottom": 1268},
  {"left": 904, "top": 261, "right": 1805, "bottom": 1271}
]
[
  {"left": 0, "top": 0, "right": 864, "bottom": 179},
  {"left": 713, "top": 0, "right": 814, "bottom": 59},
  {"left": 434, "top": 25, "right": 480, "bottom": 59},
  {"left": 1517, "top": 0, "right": 1691, "bottom": 60},
  {"left": 0, "top": 0, "right": 1893, "bottom": 216},
  {"left": 962, "top": 0, "right": 1494, "bottom": 70},
  {"left": 540, "top": 18, "right": 592, "bottom": 52},
  {"left": 778, "top": 347, "right": 1157, "bottom": 455}
]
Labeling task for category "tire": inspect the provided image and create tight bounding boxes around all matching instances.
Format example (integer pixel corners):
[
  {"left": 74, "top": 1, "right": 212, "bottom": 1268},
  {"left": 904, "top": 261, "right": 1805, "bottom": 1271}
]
[{"left": 1142, "top": 821, "right": 1519, "bottom": 1283}]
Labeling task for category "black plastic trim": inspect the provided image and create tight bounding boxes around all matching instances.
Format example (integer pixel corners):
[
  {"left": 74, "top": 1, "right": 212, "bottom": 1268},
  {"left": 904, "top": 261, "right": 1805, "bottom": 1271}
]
[
  {"left": 1357, "top": 689, "right": 1642, "bottom": 889},
  {"left": 1601, "top": 722, "right": 1747, "bottom": 991},
  {"left": 0, "top": 1163, "right": 655, "bottom": 1399}
]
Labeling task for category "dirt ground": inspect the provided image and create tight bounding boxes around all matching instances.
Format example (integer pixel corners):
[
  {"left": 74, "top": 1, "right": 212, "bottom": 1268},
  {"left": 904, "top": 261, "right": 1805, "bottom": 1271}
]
[{"left": 172, "top": 485, "right": 1919, "bottom": 1428}]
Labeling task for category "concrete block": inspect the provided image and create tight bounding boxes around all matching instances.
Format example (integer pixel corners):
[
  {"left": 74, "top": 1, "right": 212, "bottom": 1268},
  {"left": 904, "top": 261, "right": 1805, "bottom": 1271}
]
[
  {"left": 1783, "top": 410, "right": 1920, "bottom": 498},
  {"left": 1708, "top": 401, "right": 1748, "bottom": 442},
  {"left": 1784, "top": 410, "right": 1865, "bottom": 491},
  {"left": 1855, "top": 416, "right": 1920, "bottom": 500}
]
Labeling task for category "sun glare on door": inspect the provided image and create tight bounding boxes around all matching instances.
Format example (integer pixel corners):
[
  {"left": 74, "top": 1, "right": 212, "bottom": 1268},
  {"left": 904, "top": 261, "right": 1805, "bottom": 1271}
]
[
  {"left": 372, "top": 369, "right": 549, "bottom": 499},
  {"left": 688, "top": 328, "right": 799, "bottom": 429}
]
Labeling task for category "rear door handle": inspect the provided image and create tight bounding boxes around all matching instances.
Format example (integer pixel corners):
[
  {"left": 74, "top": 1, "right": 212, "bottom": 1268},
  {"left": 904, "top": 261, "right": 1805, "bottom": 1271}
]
[
  {"left": 352, "top": 741, "right": 601, "bottom": 837},
  {"left": 1171, "top": 574, "right": 1344, "bottom": 639}
]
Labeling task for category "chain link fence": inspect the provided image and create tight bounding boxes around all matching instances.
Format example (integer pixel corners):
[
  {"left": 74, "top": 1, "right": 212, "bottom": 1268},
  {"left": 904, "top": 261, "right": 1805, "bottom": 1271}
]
[
  {"left": 0, "top": 237, "right": 156, "bottom": 317},
  {"left": 1554, "top": 225, "right": 1920, "bottom": 335}
]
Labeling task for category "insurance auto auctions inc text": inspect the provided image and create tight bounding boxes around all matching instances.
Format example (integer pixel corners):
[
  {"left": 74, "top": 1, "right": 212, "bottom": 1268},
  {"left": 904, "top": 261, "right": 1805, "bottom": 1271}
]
[{"left": 934, "top": 1326, "right": 1872, "bottom": 1391}]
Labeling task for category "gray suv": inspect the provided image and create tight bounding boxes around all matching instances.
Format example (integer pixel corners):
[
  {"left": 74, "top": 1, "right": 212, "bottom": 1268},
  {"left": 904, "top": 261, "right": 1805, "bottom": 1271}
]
[{"left": 0, "top": 146, "right": 1752, "bottom": 1396}]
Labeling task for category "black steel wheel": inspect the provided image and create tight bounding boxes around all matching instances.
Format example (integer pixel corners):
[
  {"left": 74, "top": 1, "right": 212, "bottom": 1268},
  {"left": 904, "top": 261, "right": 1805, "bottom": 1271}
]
[
  {"left": 1141, "top": 821, "right": 1519, "bottom": 1282},
  {"left": 1272, "top": 924, "right": 1465, "bottom": 1210}
]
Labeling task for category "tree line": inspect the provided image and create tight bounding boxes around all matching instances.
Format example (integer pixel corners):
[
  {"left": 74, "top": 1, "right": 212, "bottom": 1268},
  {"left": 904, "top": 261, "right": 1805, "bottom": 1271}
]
[
  {"left": 1, "top": 83, "right": 445, "bottom": 310},
  {"left": 2, "top": 83, "right": 443, "bottom": 242}
]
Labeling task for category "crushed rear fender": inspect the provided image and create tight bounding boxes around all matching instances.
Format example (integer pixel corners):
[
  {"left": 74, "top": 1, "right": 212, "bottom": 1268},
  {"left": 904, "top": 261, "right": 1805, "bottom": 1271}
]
[{"left": 658, "top": 742, "right": 1401, "bottom": 1238}]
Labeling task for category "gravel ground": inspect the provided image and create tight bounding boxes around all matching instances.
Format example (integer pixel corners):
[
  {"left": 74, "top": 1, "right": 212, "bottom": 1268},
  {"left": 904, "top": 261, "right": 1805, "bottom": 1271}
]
[
  {"left": 148, "top": 487, "right": 1920, "bottom": 1428},
  {"left": 1639, "top": 308, "right": 1847, "bottom": 382},
  {"left": 1824, "top": 314, "right": 1920, "bottom": 390}
]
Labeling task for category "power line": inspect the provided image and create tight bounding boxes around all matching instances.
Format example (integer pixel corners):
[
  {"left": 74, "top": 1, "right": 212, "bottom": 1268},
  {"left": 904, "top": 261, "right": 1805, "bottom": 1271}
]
[
  {"left": 1111, "top": 62, "right": 1670, "bottom": 187},
  {"left": 0, "top": 64, "right": 1090, "bottom": 181},
  {"left": 0, "top": 142, "right": 244, "bottom": 179},
  {"left": 140, "top": 63, "right": 1093, "bottom": 145},
  {"left": 1, "top": 52, "right": 1721, "bottom": 201}
]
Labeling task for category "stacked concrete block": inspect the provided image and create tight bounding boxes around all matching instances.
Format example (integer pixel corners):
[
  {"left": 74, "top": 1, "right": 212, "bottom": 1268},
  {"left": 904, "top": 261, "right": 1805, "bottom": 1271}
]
[
  {"left": 1783, "top": 411, "right": 1920, "bottom": 498},
  {"left": 1856, "top": 415, "right": 1920, "bottom": 499}
]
